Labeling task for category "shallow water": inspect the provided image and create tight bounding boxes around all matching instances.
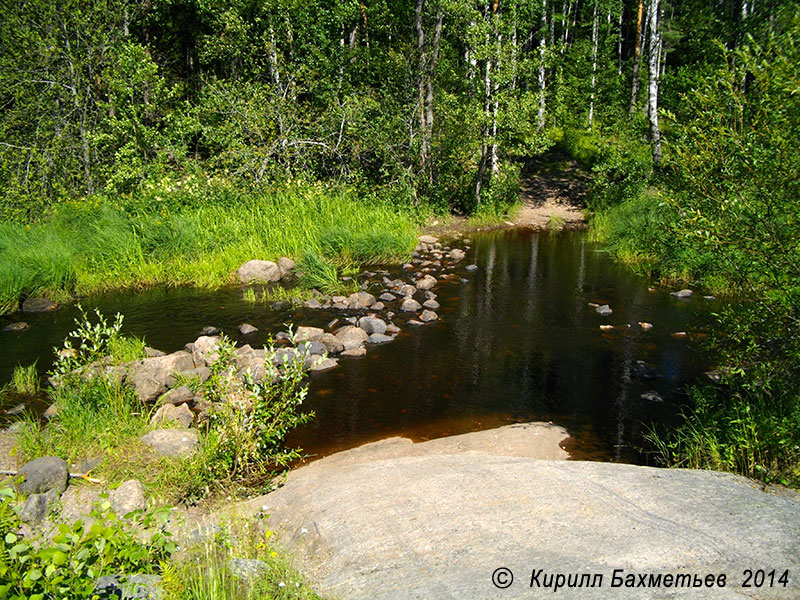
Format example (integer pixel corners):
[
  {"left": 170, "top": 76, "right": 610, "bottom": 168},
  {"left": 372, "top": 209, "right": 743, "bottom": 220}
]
[{"left": 1, "top": 229, "right": 715, "bottom": 463}]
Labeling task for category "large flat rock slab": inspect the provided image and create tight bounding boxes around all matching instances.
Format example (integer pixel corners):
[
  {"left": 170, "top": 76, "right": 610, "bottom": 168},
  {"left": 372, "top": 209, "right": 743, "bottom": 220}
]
[{"left": 244, "top": 455, "right": 800, "bottom": 599}]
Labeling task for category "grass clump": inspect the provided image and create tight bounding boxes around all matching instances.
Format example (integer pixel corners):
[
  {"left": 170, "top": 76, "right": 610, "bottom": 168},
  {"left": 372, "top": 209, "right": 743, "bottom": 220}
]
[
  {"left": 0, "top": 179, "right": 417, "bottom": 315},
  {"left": 10, "top": 362, "right": 39, "bottom": 396}
]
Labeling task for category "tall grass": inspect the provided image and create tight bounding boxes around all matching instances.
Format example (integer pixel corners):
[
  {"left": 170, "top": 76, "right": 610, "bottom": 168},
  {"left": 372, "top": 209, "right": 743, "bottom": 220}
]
[
  {"left": 0, "top": 179, "right": 417, "bottom": 314},
  {"left": 10, "top": 362, "right": 39, "bottom": 395}
]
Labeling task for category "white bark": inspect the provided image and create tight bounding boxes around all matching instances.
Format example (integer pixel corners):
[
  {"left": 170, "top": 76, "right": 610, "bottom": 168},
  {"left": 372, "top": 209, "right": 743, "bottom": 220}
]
[
  {"left": 629, "top": 0, "right": 645, "bottom": 115},
  {"left": 588, "top": 0, "right": 599, "bottom": 129},
  {"left": 647, "top": 0, "right": 662, "bottom": 165},
  {"left": 538, "top": 0, "right": 547, "bottom": 128}
]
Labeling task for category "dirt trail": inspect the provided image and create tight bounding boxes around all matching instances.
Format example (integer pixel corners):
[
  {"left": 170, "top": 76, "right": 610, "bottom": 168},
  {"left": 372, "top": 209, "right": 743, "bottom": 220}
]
[{"left": 514, "top": 152, "right": 590, "bottom": 229}]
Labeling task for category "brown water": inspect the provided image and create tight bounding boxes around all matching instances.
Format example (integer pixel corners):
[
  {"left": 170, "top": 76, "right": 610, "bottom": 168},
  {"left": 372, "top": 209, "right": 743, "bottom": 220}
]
[{"left": 0, "top": 229, "right": 715, "bottom": 464}]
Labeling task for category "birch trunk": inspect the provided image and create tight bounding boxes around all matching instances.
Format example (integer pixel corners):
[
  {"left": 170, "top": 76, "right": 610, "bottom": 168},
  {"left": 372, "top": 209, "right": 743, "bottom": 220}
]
[
  {"left": 629, "top": 0, "right": 644, "bottom": 115},
  {"left": 588, "top": 0, "right": 599, "bottom": 129},
  {"left": 647, "top": 0, "right": 662, "bottom": 165},
  {"left": 415, "top": 0, "right": 430, "bottom": 180},
  {"left": 537, "top": 0, "right": 547, "bottom": 129}
]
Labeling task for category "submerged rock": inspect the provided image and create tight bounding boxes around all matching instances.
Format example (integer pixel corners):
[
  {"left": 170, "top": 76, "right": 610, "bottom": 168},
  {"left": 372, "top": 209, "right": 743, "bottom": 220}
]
[
  {"left": 640, "top": 390, "right": 663, "bottom": 402},
  {"left": 366, "top": 333, "right": 394, "bottom": 344},
  {"left": 632, "top": 360, "right": 661, "bottom": 380},
  {"left": 670, "top": 288, "right": 693, "bottom": 299},
  {"left": 1, "top": 322, "right": 28, "bottom": 332},
  {"left": 22, "top": 297, "right": 59, "bottom": 313},
  {"left": 199, "top": 326, "right": 220, "bottom": 336},
  {"left": 341, "top": 346, "right": 367, "bottom": 357}
]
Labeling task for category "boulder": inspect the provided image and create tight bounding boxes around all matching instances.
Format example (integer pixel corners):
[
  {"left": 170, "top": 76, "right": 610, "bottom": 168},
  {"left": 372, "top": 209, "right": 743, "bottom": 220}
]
[
  {"left": 595, "top": 304, "right": 613, "bottom": 316},
  {"left": 277, "top": 257, "right": 296, "bottom": 276},
  {"left": 272, "top": 347, "right": 300, "bottom": 367},
  {"left": 304, "top": 298, "right": 322, "bottom": 309},
  {"left": 151, "top": 403, "right": 194, "bottom": 428},
  {"left": 347, "top": 291, "right": 376, "bottom": 308},
  {"left": 109, "top": 479, "right": 146, "bottom": 516},
  {"left": 419, "top": 310, "right": 438, "bottom": 323},
  {"left": 21, "top": 297, "right": 59, "bottom": 313},
  {"left": 298, "top": 340, "right": 326, "bottom": 356},
  {"left": 295, "top": 326, "right": 324, "bottom": 343},
  {"left": 159, "top": 385, "right": 193, "bottom": 406},
  {"left": 310, "top": 358, "right": 339, "bottom": 373},
  {"left": 334, "top": 326, "right": 369, "bottom": 350},
  {"left": 398, "top": 284, "right": 416, "bottom": 297},
  {"left": 359, "top": 317, "right": 387, "bottom": 336},
  {"left": 341, "top": 347, "right": 367, "bottom": 357},
  {"left": 187, "top": 336, "right": 221, "bottom": 367},
  {"left": 400, "top": 298, "right": 421, "bottom": 312},
  {"left": 237, "top": 260, "right": 282, "bottom": 283},
  {"left": 19, "top": 488, "right": 60, "bottom": 524},
  {"left": 239, "top": 323, "right": 258, "bottom": 335},
  {"left": 416, "top": 275, "right": 438, "bottom": 290},
  {"left": 448, "top": 248, "right": 466, "bottom": 261},
  {"left": 140, "top": 429, "right": 198, "bottom": 458},
  {"left": 1, "top": 322, "right": 28, "bottom": 332},
  {"left": 418, "top": 235, "right": 438, "bottom": 245},
  {"left": 318, "top": 333, "right": 345, "bottom": 355},
  {"left": 179, "top": 366, "right": 211, "bottom": 383},
  {"left": 422, "top": 299, "right": 440, "bottom": 310},
  {"left": 366, "top": 333, "right": 394, "bottom": 344},
  {"left": 670, "top": 288, "right": 693, "bottom": 299},
  {"left": 17, "top": 456, "right": 68, "bottom": 495}
]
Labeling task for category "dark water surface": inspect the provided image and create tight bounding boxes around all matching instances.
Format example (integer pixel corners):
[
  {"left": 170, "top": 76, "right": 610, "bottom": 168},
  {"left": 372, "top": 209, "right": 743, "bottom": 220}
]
[{"left": 1, "top": 229, "right": 715, "bottom": 463}]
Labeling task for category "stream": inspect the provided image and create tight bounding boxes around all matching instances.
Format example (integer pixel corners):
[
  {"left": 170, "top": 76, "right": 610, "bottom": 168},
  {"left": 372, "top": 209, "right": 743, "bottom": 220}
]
[{"left": 1, "top": 229, "right": 716, "bottom": 464}]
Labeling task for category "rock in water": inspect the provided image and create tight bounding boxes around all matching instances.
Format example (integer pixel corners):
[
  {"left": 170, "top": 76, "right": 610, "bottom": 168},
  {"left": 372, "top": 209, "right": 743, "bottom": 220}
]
[
  {"left": 334, "top": 326, "right": 369, "bottom": 350},
  {"left": 448, "top": 248, "right": 466, "bottom": 261},
  {"left": 416, "top": 275, "right": 438, "bottom": 290},
  {"left": 670, "top": 288, "right": 693, "bottom": 299},
  {"left": 400, "top": 298, "right": 422, "bottom": 312},
  {"left": 359, "top": 317, "right": 387, "bottom": 335},
  {"left": 419, "top": 310, "right": 438, "bottom": 323},
  {"left": 277, "top": 256, "right": 296, "bottom": 276},
  {"left": 239, "top": 323, "right": 258, "bottom": 335},
  {"left": 237, "top": 260, "right": 282, "bottom": 283},
  {"left": 1, "top": 322, "right": 28, "bottom": 332},
  {"left": 418, "top": 235, "right": 438, "bottom": 245},
  {"left": 22, "top": 297, "right": 59, "bottom": 313},
  {"left": 595, "top": 304, "right": 613, "bottom": 316}
]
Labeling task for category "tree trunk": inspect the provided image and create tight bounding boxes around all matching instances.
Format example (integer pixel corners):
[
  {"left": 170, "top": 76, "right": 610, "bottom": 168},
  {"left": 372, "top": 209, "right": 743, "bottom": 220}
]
[
  {"left": 538, "top": 0, "right": 547, "bottom": 129},
  {"left": 629, "top": 0, "right": 644, "bottom": 115},
  {"left": 647, "top": 0, "right": 662, "bottom": 165},
  {"left": 588, "top": 0, "right": 599, "bottom": 129},
  {"left": 415, "top": 0, "right": 429, "bottom": 182}
]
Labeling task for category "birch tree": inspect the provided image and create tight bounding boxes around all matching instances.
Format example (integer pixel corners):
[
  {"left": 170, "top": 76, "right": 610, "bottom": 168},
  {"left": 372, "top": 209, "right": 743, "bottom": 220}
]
[{"left": 646, "top": 0, "right": 662, "bottom": 165}]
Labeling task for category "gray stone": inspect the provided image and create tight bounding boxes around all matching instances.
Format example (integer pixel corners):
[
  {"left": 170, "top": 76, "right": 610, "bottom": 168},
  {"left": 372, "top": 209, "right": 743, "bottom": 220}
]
[
  {"left": 187, "top": 336, "right": 221, "bottom": 367},
  {"left": 21, "top": 297, "right": 59, "bottom": 313},
  {"left": 237, "top": 259, "right": 282, "bottom": 283},
  {"left": 17, "top": 456, "right": 68, "bottom": 495},
  {"left": 2, "top": 322, "right": 28, "bottom": 332},
  {"left": 400, "top": 298, "right": 421, "bottom": 312},
  {"left": 95, "top": 574, "right": 162, "bottom": 600},
  {"left": 423, "top": 290, "right": 437, "bottom": 300},
  {"left": 277, "top": 256, "right": 296, "bottom": 276},
  {"left": 295, "top": 326, "right": 324, "bottom": 342},
  {"left": 465, "top": 264, "right": 478, "bottom": 272},
  {"left": 159, "top": 385, "right": 193, "bottom": 406},
  {"left": 398, "top": 284, "right": 416, "bottom": 297},
  {"left": 43, "top": 403, "right": 59, "bottom": 419},
  {"left": 419, "top": 310, "right": 438, "bottom": 323},
  {"left": 304, "top": 297, "right": 322, "bottom": 309},
  {"left": 448, "top": 248, "right": 465, "bottom": 261},
  {"left": 239, "top": 323, "right": 258, "bottom": 335},
  {"left": 671, "top": 288, "right": 693, "bottom": 298},
  {"left": 298, "top": 340, "right": 326, "bottom": 356},
  {"left": 341, "top": 346, "right": 367, "bottom": 357},
  {"left": 272, "top": 347, "right": 300, "bottom": 367},
  {"left": 640, "top": 390, "right": 663, "bottom": 402},
  {"left": 229, "top": 558, "right": 268, "bottom": 581},
  {"left": 359, "top": 317, "right": 387, "bottom": 335},
  {"left": 595, "top": 304, "right": 613, "bottom": 316},
  {"left": 334, "top": 326, "right": 369, "bottom": 350},
  {"left": 407, "top": 319, "right": 425, "bottom": 326},
  {"left": 151, "top": 403, "right": 194, "bottom": 428},
  {"left": 244, "top": 430, "right": 800, "bottom": 600},
  {"left": 318, "top": 333, "right": 345, "bottom": 355},
  {"left": 179, "top": 367, "right": 211, "bottom": 383},
  {"left": 418, "top": 235, "right": 438, "bottom": 244},
  {"left": 422, "top": 299, "right": 440, "bottom": 310},
  {"left": 19, "top": 488, "right": 60, "bottom": 524},
  {"left": 347, "top": 291, "right": 376, "bottom": 308},
  {"left": 416, "top": 275, "right": 437, "bottom": 290},
  {"left": 140, "top": 429, "right": 198, "bottom": 458},
  {"left": 199, "top": 326, "right": 220, "bottom": 336},
  {"left": 370, "top": 302, "right": 385, "bottom": 311},
  {"left": 109, "top": 479, "right": 146, "bottom": 516},
  {"left": 366, "top": 333, "right": 394, "bottom": 344},
  {"left": 385, "top": 324, "right": 401, "bottom": 335},
  {"left": 310, "top": 357, "right": 338, "bottom": 372},
  {"left": 378, "top": 293, "right": 396, "bottom": 303}
]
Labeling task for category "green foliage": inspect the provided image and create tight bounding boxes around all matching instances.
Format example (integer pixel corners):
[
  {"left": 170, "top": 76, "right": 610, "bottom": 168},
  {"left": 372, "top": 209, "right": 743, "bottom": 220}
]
[
  {"left": 0, "top": 487, "right": 176, "bottom": 599},
  {"left": 199, "top": 336, "right": 313, "bottom": 486},
  {"left": 10, "top": 362, "right": 39, "bottom": 396}
]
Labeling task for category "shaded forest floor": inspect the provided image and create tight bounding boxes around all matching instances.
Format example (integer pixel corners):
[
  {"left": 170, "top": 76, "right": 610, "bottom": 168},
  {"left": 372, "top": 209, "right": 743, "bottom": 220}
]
[{"left": 515, "top": 152, "right": 590, "bottom": 229}]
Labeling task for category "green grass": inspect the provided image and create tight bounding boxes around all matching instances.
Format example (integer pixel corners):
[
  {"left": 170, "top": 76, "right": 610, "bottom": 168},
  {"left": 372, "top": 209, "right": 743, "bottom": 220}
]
[
  {"left": 0, "top": 179, "right": 417, "bottom": 315},
  {"left": 10, "top": 362, "right": 40, "bottom": 395}
]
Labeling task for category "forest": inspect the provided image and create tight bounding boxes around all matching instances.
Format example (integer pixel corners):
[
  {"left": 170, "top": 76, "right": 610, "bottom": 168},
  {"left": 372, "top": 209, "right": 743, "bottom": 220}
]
[{"left": 1, "top": 0, "right": 798, "bottom": 488}]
